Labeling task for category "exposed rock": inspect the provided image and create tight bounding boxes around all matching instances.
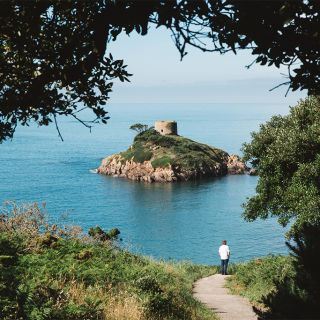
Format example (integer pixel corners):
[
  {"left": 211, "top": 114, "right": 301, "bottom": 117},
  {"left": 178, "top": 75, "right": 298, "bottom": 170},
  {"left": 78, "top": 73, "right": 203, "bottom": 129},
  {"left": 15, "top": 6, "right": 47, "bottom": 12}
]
[
  {"left": 227, "top": 154, "right": 248, "bottom": 174},
  {"left": 97, "top": 153, "right": 245, "bottom": 183},
  {"left": 248, "top": 168, "right": 258, "bottom": 176},
  {"left": 97, "top": 154, "right": 213, "bottom": 182}
]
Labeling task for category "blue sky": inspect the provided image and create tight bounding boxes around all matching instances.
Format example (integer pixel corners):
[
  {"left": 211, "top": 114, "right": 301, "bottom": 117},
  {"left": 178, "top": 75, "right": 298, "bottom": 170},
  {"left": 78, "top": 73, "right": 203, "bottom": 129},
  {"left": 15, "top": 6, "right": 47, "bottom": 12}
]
[{"left": 107, "top": 26, "right": 306, "bottom": 105}]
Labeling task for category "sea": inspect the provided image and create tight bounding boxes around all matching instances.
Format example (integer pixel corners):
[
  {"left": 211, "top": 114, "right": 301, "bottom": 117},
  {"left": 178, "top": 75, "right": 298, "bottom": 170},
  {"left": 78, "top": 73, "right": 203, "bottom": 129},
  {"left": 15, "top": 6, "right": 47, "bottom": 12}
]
[{"left": 0, "top": 103, "right": 291, "bottom": 264}]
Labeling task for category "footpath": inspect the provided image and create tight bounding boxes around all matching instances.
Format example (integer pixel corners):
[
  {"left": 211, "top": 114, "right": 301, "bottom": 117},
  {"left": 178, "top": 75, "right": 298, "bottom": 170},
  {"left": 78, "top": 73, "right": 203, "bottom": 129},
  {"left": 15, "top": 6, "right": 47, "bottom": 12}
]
[{"left": 193, "top": 274, "right": 258, "bottom": 320}]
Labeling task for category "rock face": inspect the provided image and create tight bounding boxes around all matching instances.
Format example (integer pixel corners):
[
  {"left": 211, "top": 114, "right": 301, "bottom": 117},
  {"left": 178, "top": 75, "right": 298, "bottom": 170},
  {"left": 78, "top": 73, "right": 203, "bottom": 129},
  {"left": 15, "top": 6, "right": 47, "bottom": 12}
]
[
  {"left": 97, "top": 129, "right": 251, "bottom": 183},
  {"left": 227, "top": 154, "right": 249, "bottom": 174},
  {"left": 97, "top": 155, "right": 177, "bottom": 183},
  {"left": 97, "top": 154, "right": 228, "bottom": 183}
]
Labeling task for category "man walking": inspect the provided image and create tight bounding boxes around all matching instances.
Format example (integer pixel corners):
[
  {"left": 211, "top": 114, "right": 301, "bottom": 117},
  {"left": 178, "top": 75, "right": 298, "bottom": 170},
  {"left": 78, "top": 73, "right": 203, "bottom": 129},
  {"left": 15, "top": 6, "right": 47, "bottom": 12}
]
[{"left": 218, "top": 240, "right": 230, "bottom": 275}]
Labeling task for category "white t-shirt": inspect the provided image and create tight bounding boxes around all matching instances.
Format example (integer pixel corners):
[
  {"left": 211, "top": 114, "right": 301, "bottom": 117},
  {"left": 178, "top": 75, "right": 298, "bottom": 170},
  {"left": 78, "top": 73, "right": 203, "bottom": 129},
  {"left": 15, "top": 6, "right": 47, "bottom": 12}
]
[{"left": 219, "top": 244, "right": 230, "bottom": 260}]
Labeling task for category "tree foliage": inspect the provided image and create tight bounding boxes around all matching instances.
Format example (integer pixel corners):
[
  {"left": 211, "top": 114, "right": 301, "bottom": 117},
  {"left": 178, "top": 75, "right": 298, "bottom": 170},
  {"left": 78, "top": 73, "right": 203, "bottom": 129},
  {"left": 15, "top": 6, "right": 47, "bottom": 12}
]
[
  {"left": 243, "top": 97, "right": 320, "bottom": 317},
  {"left": 1, "top": 0, "right": 319, "bottom": 141},
  {"left": 286, "top": 223, "right": 320, "bottom": 308},
  {"left": 129, "top": 123, "right": 149, "bottom": 134},
  {"left": 242, "top": 96, "right": 320, "bottom": 237}
]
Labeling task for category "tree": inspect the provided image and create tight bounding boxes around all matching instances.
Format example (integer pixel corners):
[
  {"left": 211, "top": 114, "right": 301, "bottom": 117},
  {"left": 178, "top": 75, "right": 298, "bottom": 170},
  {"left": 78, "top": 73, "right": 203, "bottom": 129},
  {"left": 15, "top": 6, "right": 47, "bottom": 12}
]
[
  {"left": 242, "top": 96, "right": 320, "bottom": 315},
  {"left": 286, "top": 224, "right": 320, "bottom": 309},
  {"left": 1, "top": 0, "right": 319, "bottom": 142},
  {"left": 129, "top": 123, "right": 149, "bottom": 134},
  {"left": 242, "top": 96, "right": 320, "bottom": 238}
]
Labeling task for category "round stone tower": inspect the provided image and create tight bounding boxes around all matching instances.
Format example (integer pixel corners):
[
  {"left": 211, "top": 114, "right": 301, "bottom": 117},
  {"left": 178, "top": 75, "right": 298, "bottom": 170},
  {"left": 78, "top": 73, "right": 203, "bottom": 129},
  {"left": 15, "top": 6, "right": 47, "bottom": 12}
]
[{"left": 155, "top": 120, "right": 178, "bottom": 135}]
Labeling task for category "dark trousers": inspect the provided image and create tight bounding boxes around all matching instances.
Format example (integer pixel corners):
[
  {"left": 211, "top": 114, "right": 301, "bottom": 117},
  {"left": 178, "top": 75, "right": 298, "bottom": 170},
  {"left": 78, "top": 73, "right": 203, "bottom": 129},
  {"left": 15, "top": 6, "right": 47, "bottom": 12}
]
[{"left": 221, "top": 259, "right": 229, "bottom": 275}]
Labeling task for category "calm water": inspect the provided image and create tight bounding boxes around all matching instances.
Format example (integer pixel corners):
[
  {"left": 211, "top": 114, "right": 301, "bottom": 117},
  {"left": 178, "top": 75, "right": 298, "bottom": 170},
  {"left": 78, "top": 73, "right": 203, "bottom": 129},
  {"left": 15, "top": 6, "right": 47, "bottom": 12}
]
[{"left": 0, "top": 103, "right": 290, "bottom": 264}]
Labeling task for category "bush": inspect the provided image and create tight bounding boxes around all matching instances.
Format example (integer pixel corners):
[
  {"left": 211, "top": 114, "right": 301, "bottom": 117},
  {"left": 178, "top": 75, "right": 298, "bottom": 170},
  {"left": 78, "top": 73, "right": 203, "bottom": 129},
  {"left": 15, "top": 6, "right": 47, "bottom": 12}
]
[
  {"left": 135, "top": 275, "right": 163, "bottom": 294},
  {"left": 281, "top": 223, "right": 320, "bottom": 318},
  {"left": 88, "top": 226, "right": 120, "bottom": 241},
  {"left": 134, "top": 128, "right": 159, "bottom": 142}
]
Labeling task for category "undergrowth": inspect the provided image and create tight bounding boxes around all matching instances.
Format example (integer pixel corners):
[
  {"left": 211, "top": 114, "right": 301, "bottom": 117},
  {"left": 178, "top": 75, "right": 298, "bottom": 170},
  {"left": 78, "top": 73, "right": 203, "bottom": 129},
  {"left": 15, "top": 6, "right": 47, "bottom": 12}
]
[
  {"left": 0, "top": 202, "right": 218, "bottom": 320},
  {"left": 227, "top": 256, "right": 295, "bottom": 305},
  {"left": 226, "top": 255, "right": 320, "bottom": 319}
]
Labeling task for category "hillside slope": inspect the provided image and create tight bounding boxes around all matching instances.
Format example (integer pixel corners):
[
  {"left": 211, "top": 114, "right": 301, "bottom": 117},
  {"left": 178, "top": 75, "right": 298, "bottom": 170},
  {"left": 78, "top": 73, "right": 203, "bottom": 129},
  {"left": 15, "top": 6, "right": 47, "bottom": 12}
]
[{"left": 0, "top": 203, "right": 217, "bottom": 320}]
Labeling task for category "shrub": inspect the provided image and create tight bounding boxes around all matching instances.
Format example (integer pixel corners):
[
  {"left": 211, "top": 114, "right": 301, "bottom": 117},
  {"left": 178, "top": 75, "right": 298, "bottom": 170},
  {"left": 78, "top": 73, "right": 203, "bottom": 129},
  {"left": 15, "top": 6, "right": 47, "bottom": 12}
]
[
  {"left": 108, "top": 228, "right": 120, "bottom": 239},
  {"left": 133, "top": 128, "right": 159, "bottom": 142},
  {"left": 37, "top": 232, "right": 59, "bottom": 248},
  {"left": 75, "top": 249, "right": 94, "bottom": 260},
  {"left": 88, "top": 226, "right": 109, "bottom": 241},
  {"left": 88, "top": 226, "right": 120, "bottom": 241},
  {"left": 135, "top": 275, "right": 163, "bottom": 294}
]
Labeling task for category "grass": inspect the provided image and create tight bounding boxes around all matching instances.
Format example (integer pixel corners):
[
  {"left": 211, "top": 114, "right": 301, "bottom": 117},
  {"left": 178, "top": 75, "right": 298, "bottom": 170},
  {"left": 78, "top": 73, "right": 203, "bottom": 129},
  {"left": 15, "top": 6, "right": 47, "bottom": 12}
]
[
  {"left": 151, "top": 156, "right": 173, "bottom": 168},
  {"left": 120, "top": 141, "right": 153, "bottom": 163},
  {"left": 118, "top": 129, "right": 228, "bottom": 175},
  {"left": 228, "top": 253, "right": 320, "bottom": 319},
  {"left": 227, "top": 256, "right": 295, "bottom": 304},
  {"left": 226, "top": 255, "right": 300, "bottom": 318},
  {"left": 0, "top": 203, "right": 218, "bottom": 320}
]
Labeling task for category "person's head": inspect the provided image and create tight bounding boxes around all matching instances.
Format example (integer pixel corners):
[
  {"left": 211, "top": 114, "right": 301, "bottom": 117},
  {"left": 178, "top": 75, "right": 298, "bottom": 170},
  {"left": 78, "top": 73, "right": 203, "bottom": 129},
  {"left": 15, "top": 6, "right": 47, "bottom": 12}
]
[{"left": 222, "top": 240, "right": 227, "bottom": 245}]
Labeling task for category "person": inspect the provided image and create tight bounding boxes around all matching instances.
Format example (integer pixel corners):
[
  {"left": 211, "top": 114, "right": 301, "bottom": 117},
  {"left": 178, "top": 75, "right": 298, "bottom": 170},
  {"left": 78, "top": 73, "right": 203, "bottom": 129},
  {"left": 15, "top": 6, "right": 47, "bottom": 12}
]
[{"left": 218, "top": 240, "right": 230, "bottom": 275}]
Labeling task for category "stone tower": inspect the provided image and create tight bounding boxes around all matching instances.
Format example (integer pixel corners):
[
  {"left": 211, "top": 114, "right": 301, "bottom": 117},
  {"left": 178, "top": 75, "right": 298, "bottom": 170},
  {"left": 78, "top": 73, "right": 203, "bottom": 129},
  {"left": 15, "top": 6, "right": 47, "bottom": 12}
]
[{"left": 155, "top": 120, "right": 178, "bottom": 135}]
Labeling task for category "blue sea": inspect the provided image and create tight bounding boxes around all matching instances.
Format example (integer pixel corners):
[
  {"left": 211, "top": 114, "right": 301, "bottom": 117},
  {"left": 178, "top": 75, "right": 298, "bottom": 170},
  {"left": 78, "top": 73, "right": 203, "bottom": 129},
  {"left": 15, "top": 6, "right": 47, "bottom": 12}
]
[{"left": 0, "top": 103, "right": 291, "bottom": 264}]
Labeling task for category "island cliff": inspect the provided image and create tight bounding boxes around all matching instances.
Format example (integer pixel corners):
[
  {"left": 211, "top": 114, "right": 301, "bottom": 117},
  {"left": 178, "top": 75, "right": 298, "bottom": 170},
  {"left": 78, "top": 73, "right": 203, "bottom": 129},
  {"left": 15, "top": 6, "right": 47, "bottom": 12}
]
[{"left": 97, "top": 128, "right": 252, "bottom": 182}]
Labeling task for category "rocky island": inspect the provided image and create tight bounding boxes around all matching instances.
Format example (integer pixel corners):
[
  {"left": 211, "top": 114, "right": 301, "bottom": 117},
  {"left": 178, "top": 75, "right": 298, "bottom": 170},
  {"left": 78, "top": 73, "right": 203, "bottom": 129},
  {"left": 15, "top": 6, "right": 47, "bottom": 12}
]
[{"left": 97, "top": 121, "right": 254, "bottom": 182}]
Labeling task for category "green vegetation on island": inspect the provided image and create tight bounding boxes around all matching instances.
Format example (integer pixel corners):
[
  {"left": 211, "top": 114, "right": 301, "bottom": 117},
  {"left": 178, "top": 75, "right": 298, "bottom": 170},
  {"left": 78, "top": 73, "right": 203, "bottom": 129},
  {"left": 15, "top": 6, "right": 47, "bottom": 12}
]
[
  {"left": 97, "top": 127, "right": 233, "bottom": 182},
  {"left": 0, "top": 203, "right": 217, "bottom": 320},
  {"left": 122, "top": 128, "right": 228, "bottom": 172}
]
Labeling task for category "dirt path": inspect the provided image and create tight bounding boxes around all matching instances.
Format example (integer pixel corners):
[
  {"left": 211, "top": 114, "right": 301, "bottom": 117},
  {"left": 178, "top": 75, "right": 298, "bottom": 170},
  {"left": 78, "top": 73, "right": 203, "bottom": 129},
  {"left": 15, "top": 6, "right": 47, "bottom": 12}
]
[{"left": 193, "top": 274, "right": 258, "bottom": 320}]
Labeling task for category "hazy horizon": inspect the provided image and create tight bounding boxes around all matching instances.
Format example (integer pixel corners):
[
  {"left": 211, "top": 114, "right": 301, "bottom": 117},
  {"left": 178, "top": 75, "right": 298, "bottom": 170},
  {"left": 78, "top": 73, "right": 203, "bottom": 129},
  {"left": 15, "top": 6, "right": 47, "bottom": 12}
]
[{"left": 107, "top": 26, "right": 306, "bottom": 105}]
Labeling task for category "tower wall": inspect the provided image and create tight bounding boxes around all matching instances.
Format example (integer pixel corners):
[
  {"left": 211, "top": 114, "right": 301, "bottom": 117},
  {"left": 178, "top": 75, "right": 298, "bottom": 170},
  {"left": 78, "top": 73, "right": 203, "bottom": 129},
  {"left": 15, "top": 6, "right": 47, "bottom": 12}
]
[{"left": 155, "top": 121, "right": 178, "bottom": 135}]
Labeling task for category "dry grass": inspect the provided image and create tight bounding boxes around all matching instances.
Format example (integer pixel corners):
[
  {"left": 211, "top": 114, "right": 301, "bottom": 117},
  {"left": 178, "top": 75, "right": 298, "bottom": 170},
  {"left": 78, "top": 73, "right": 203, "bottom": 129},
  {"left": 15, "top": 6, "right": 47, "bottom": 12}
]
[
  {"left": 66, "top": 281, "right": 144, "bottom": 320},
  {"left": 103, "top": 292, "right": 144, "bottom": 320}
]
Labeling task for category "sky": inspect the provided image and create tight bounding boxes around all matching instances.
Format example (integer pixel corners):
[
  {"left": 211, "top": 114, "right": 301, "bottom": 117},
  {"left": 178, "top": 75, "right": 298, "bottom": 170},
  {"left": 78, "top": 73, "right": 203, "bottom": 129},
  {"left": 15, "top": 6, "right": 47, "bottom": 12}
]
[{"left": 107, "top": 26, "right": 306, "bottom": 105}]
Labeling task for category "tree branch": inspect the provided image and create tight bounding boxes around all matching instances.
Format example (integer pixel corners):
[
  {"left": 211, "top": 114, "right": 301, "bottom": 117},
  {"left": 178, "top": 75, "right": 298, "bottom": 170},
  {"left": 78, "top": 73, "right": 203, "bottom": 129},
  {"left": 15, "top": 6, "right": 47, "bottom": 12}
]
[{"left": 53, "top": 114, "right": 64, "bottom": 142}]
